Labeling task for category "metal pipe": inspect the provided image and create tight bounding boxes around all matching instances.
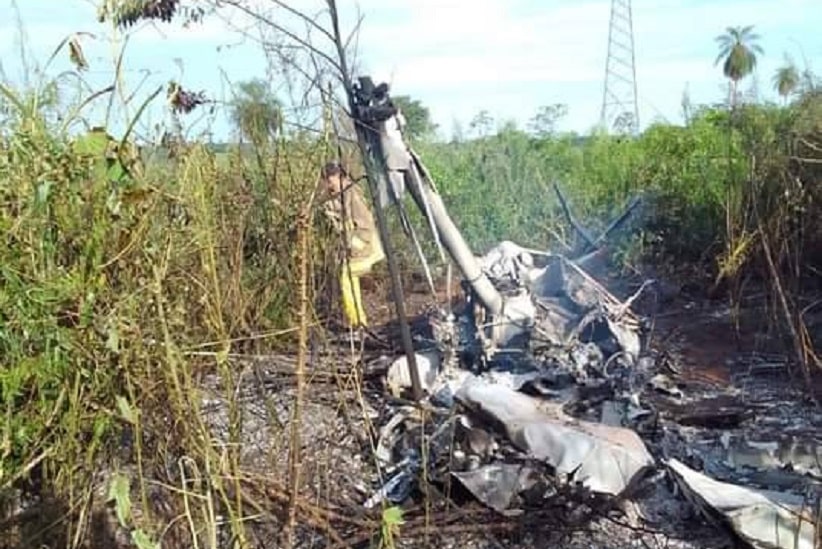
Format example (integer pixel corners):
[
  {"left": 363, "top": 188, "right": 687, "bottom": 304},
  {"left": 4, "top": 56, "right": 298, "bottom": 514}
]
[
  {"left": 356, "top": 129, "right": 424, "bottom": 402},
  {"left": 404, "top": 169, "right": 504, "bottom": 316},
  {"left": 339, "top": 72, "right": 424, "bottom": 401}
]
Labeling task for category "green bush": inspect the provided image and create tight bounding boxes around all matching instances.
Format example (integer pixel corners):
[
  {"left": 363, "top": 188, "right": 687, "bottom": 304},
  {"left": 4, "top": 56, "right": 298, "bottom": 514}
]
[
  {"left": 411, "top": 95, "right": 820, "bottom": 278},
  {"left": 0, "top": 83, "right": 336, "bottom": 544}
]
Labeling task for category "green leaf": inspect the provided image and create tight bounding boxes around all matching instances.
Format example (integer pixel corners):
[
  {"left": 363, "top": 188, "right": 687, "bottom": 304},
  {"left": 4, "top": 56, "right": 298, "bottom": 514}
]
[
  {"left": 106, "top": 321, "right": 120, "bottom": 354},
  {"left": 116, "top": 395, "right": 138, "bottom": 425},
  {"left": 107, "top": 473, "right": 131, "bottom": 528},
  {"left": 36, "top": 181, "right": 53, "bottom": 205},
  {"left": 0, "top": 83, "right": 25, "bottom": 111},
  {"left": 131, "top": 529, "right": 160, "bottom": 549},
  {"left": 106, "top": 188, "right": 122, "bottom": 216},
  {"left": 382, "top": 505, "right": 404, "bottom": 527}
]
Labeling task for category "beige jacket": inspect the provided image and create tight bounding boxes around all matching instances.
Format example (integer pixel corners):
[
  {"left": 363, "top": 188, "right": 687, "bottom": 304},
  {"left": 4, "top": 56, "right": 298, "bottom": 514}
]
[{"left": 323, "top": 182, "right": 384, "bottom": 263}]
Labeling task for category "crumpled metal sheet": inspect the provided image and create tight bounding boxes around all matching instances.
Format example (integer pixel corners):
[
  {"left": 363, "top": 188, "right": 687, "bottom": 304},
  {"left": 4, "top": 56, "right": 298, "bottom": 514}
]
[
  {"left": 385, "top": 350, "right": 442, "bottom": 397},
  {"left": 605, "top": 317, "right": 642, "bottom": 363},
  {"left": 376, "top": 112, "right": 411, "bottom": 208},
  {"left": 491, "top": 291, "right": 536, "bottom": 347},
  {"left": 455, "top": 377, "right": 654, "bottom": 496},
  {"left": 531, "top": 296, "right": 580, "bottom": 347},
  {"left": 490, "top": 250, "right": 645, "bottom": 364},
  {"left": 667, "top": 458, "right": 818, "bottom": 549},
  {"left": 452, "top": 464, "right": 530, "bottom": 516},
  {"left": 480, "top": 240, "right": 535, "bottom": 287}
]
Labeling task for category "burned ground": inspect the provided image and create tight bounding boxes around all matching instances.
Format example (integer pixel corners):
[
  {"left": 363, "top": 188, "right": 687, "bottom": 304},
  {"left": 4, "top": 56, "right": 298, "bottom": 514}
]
[
  {"left": 2, "top": 257, "right": 819, "bottom": 549},
  {"left": 351, "top": 265, "right": 821, "bottom": 548},
  {"left": 160, "top": 265, "right": 822, "bottom": 547}
]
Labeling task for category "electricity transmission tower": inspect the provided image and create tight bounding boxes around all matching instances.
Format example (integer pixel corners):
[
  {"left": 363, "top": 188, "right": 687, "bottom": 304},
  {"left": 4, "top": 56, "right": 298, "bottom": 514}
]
[{"left": 600, "top": 0, "right": 639, "bottom": 134}]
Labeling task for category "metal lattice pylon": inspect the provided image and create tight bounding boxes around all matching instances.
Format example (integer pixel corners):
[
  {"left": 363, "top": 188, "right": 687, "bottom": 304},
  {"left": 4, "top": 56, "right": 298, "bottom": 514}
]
[{"left": 600, "top": 0, "right": 639, "bottom": 134}]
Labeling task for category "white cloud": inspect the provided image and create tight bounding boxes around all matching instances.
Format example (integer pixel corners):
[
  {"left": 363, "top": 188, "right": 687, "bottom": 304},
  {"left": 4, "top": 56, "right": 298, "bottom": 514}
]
[
  {"left": 1, "top": 0, "right": 820, "bottom": 137},
  {"left": 364, "top": 0, "right": 822, "bottom": 133},
  {"left": 356, "top": 0, "right": 611, "bottom": 110}
]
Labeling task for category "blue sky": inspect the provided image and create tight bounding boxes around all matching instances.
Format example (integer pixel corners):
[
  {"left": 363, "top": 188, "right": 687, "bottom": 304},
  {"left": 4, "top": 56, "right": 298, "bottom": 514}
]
[{"left": 1, "top": 0, "right": 820, "bottom": 142}]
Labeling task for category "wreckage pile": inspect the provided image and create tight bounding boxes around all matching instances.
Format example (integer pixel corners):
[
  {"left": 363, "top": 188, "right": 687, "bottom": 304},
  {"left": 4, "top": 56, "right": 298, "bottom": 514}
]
[
  {"left": 378, "top": 240, "right": 820, "bottom": 549},
  {"left": 193, "top": 237, "right": 820, "bottom": 547}
]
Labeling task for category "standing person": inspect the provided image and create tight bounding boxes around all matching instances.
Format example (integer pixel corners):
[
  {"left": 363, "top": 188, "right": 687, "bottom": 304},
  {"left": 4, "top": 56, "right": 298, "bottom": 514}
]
[{"left": 320, "top": 162, "right": 386, "bottom": 328}]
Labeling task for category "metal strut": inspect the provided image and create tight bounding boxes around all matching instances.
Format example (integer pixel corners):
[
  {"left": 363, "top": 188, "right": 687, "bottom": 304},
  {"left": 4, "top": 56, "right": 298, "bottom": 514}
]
[{"left": 350, "top": 76, "right": 504, "bottom": 317}]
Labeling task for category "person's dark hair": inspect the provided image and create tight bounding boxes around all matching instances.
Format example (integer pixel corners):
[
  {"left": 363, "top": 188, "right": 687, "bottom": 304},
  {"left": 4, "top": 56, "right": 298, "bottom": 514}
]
[{"left": 321, "top": 161, "right": 347, "bottom": 179}]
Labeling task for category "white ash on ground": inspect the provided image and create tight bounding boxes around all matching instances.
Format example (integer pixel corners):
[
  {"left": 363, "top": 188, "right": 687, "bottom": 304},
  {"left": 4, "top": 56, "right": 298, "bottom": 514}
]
[{"left": 182, "top": 247, "right": 820, "bottom": 549}]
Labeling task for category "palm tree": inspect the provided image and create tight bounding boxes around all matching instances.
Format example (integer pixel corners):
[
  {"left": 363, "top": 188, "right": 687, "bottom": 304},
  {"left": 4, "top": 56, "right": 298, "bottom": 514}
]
[
  {"left": 772, "top": 57, "right": 800, "bottom": 105},
  {"left": 714, "top": 25, "right": 764, "bottom": 108}
]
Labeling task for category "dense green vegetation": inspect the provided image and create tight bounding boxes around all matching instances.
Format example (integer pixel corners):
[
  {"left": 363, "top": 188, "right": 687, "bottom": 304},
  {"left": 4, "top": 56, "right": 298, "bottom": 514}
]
[
  {"left": 418, "top": 98, "right": 822, "bottom": 276},
  {"left": 0, "top": 5, "right": 820, "bottom": 548},
  {"left": 0, "top": 70, "right": 340, "bottom": 548}
]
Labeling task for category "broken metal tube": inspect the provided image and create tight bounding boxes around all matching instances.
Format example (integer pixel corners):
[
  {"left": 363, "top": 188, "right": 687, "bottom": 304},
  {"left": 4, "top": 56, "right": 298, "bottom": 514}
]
[
  {"left": 405, "top": 172, "right": 504, "bottom": 316},
  {"left": 352, "top": 75, "right": 504, "bottom": 320}
]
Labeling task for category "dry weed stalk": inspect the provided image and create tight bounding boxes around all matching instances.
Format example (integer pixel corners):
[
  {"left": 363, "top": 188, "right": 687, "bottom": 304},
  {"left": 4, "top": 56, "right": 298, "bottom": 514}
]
[
  {"left": 758, "top": 217, "right": 813, "bottom": 387},
  {"left": 283, "top": 198, "right": 315, "bottom": 547}
]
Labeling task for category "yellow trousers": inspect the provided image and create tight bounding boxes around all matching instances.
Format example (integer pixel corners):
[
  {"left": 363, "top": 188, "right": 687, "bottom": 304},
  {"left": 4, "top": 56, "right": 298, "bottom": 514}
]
[{"left": 340, "top": 238, "right": 385, "bottom": 328}]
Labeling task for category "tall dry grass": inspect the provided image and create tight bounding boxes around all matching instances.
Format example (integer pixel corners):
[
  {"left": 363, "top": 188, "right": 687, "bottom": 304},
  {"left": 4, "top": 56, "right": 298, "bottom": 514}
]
[{"left": 0, "top": 38, "right": 349, "bottom": 544}]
